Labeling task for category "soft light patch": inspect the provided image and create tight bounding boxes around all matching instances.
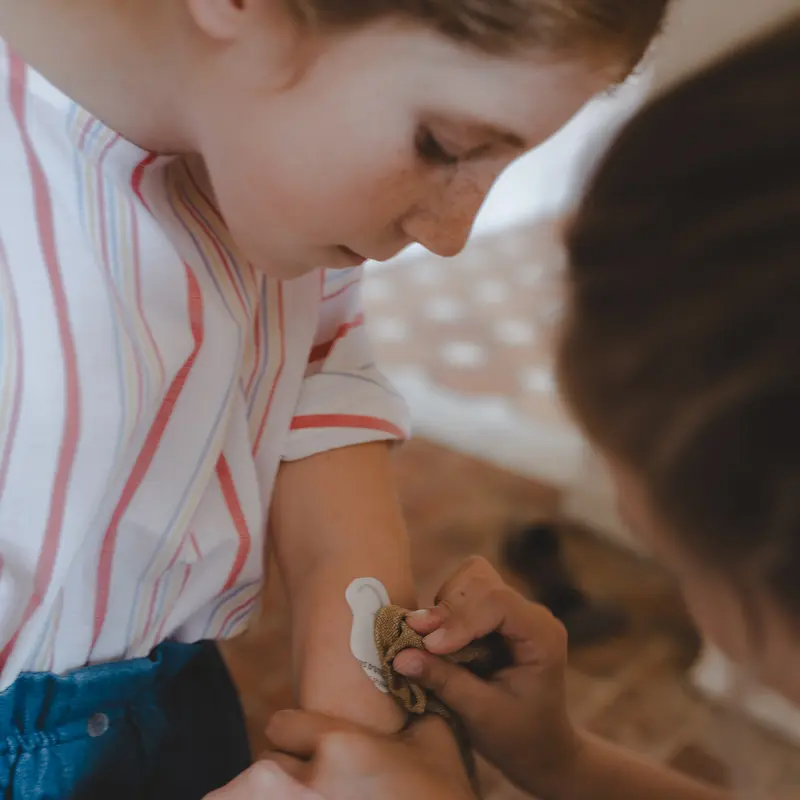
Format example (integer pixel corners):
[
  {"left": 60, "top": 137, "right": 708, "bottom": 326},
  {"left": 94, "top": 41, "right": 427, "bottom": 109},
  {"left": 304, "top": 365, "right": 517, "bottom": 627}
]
[{"left": 346, "top": 578, "right": 391, "bottom": 693}]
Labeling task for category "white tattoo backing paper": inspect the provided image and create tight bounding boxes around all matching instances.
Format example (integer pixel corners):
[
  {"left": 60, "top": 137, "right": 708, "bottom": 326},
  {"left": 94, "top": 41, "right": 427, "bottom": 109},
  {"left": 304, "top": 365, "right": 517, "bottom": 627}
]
[{"left": 346, "top": 577, "right": 391, "bottom": 693}]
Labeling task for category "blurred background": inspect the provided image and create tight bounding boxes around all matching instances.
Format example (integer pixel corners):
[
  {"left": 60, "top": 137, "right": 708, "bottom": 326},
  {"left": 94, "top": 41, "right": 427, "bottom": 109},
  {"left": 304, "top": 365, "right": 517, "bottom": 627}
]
[{"left": 225, "top": 1, "right": 800, "bottom": 796}]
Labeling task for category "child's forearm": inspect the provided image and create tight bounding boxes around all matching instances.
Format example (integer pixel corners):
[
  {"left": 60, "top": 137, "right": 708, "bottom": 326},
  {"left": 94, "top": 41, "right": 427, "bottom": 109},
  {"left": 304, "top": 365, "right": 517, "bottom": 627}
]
[
  {"left": 532, "top": 733, "right": 731, "bottom": 800},
  {"left": 271, "top": 442, "right": 416, "bottom": 734}
]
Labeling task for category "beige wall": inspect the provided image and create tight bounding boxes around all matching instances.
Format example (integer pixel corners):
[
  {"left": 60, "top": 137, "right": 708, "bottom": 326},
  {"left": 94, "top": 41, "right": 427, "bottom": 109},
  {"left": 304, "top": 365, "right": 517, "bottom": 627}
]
[{"left": 651, "top": 0, "right": 799, "bottom": 93}]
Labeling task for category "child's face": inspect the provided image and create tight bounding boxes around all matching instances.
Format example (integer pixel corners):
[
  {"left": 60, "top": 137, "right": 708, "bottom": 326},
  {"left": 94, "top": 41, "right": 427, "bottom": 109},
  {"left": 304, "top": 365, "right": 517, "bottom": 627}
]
[
  {"left": 186, "top": 18, "right": 613, "bottom": 278},
  {"left": 609, "top": 460, "right": 800, "bottom": 706}
]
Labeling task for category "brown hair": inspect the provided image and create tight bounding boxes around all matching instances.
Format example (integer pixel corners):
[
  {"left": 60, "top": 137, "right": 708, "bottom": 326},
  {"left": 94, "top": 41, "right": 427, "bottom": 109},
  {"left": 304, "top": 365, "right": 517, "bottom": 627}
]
[
  {"left": 559, "top": 16, "right": 800, "bottom": 617},
  {"left": 285, "top": 0, "right": 672, "bottom": 72}
]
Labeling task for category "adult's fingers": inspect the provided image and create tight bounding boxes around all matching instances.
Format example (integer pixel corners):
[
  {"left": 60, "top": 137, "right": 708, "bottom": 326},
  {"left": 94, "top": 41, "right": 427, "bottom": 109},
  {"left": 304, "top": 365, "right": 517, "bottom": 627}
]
[
  {"left": 265, "top": 753, "right": 311, "bottom": 784},
  {"left": 204, "top": 761, "right": 317, "bottom": 798},
  {"left": 406, "top": 559, "right": 510, "bottom": 653},
  {"left": 500, "top": 599, "right": 568, "bottom": 668},
  {"left": 393, "top": 650, "right": 496, "bottom": 722},
  {"left": 425, "top": 597, "right": 507, "bottom": 654},
  {"left": 405, "top": 607, "right": 445, "bottom": 635},
  {"left": 433, "top": 556, "right": 502, "bottom": 607},
  {"left": 267, "top": 709, "right": 360, "bottom": 759},
  {"left": 422, "top": 584, "right": 566, "bottom": 670}
]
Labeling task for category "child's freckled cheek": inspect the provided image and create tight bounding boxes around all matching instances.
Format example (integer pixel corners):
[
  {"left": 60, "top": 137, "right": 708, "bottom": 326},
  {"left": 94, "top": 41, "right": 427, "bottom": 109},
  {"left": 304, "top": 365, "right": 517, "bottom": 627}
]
[
  {"left": 420, "top": 172, "right": 487, "bottom": 232},
  {"left": 362, "top": 164, "right": 486, "bottom": 255},
  {"left": 451, "top": 174, "right": 487, "bottom": 221},
  {"left": 369, "top": 167, "right": 426, "bottom": 222}
]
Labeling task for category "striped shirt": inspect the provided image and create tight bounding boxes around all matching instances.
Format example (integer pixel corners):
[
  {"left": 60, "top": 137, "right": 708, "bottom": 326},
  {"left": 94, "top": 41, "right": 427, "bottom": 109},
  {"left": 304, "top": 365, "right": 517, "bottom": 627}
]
[{"left": 0, "top": 41, "right": 409, "bottom": 690}]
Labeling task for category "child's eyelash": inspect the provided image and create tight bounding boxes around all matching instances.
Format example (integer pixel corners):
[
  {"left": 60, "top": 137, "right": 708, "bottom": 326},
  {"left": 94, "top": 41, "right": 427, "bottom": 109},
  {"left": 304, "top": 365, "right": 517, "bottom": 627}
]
[{"left": 415, "top": 128, "right": 459, "bottom": 166}]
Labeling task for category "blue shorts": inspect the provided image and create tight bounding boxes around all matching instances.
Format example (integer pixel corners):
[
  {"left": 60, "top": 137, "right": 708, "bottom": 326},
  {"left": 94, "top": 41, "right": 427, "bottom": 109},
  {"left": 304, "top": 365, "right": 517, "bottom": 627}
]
[{"left": 0, "top": 641, "right": 251, "bottom": 799}]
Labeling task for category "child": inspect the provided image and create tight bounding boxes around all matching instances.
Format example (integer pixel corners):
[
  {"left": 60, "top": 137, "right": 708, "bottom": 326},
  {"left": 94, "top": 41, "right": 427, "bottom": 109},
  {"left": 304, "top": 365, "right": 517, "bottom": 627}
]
[
  {"left": 258, "top": 14, "right": 800, "bottom": 800},
  {"left": 0, "top": 0, "right": 670, "bottom": 796}
]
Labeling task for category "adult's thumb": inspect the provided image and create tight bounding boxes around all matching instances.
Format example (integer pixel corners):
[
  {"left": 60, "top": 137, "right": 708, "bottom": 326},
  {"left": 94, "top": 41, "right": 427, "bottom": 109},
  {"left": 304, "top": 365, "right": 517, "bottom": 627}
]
[{"left": 394, "top": 650, "right": 494, "bottom": 720}]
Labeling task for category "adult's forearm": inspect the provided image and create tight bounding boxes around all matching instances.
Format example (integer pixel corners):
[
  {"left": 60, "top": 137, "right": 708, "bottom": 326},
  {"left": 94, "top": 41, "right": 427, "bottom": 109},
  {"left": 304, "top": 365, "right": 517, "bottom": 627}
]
[{"left": 531, "top": 733, "right": 731, "bottom": 800}]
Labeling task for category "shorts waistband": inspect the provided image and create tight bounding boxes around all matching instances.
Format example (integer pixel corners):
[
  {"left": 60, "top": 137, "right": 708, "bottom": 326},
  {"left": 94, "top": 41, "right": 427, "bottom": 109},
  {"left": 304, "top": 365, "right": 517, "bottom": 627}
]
[{"left": 0, "top": 640, "right": 206, "bottom": 735}]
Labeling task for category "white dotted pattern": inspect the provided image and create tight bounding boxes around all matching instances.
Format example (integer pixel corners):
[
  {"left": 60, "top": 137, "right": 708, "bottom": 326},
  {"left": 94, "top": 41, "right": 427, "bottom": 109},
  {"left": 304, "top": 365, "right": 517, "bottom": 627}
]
[
  {"left": 440, "top": 341, "right": 487, "bottom": 368},
  {"left": 474, "top": 279, "right": 508, "bottom": 304},
  {"left": 493, "top": 319, "right": 536, "bottom": 346},
  {"left": 371, "top": 317, "right": 408, "bottom": 342},
  {"left": 425, "top": 296, "right": 463, "bottom": 323},
  {"left": 362, "top": 218, "right": 569, "bottom": 426},
  {"left": 520, "top": 366, "right": 556, "bottom": 394}
]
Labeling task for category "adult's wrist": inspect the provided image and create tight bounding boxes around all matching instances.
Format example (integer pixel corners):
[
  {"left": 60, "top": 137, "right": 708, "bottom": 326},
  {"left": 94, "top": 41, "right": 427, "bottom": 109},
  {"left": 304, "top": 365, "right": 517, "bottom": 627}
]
[{"left": 518, "top": 724, "right": 588, "bottom": 800}]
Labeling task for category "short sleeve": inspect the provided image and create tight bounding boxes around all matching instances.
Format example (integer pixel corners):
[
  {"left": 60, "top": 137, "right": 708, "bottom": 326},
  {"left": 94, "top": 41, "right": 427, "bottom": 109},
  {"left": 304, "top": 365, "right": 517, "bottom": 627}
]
[{"left": 282, "top": 268, "right": 410, "bottom": 462}]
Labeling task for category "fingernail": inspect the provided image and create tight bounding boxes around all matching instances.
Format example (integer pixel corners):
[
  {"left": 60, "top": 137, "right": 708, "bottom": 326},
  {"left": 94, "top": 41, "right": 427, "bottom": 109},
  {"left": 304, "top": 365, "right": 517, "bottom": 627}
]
[
  {"left": 396, "top": 652, "right": 424, "bottom": 677},
  {"left": 408, "top": 609, "right": 432, "bottom": 620},
  {"left": 424, "top": 629, "right": 446, "bottom": 649}
]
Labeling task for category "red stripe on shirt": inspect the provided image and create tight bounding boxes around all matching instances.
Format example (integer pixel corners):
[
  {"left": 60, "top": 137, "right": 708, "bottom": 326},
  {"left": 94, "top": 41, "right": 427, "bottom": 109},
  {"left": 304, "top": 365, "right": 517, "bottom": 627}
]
[
  {"left": 187, "top": 166, "right": 226, "bottom": 227},
  {"left": 131, "top": 155, "right": 167, "bottom": 388},
  {"left": 131, "top": 153, "right": 158, "bottom": 203},
  {"left": 151, "top": 563, "right": 191, "bottom": 647},
  {"left": 253, "top": 284, "right": 285, "bottom": 454},
  {"left": 96, "top": 134, "right": 121, "bottom": 271},
  {"left": 138, "top": 518, "right": 198, "bottom": 652},
  {"left": 323, "top": 276, "right": 360, "bottom": 302},
  {"left": 244, "top": 302, "right": 262, "bottom": 398},
  {"left": 0, "top": 57, "right": 83, "bottom": 670},
  {"left": 96, "top": 135, "right": 149, "bottom": 423},
  {"left": 0, "top": 236, "right": 23, "bottom": 504},
  {"left": 290, "top": 414, "right": 405, "bottom": 440},
  {"left": 217, "top": 454, "right": 252, "bottom": 594},
  {"left": 308, "top": 313, "right": 364, "bottom": 364},
  {"left": 214, "top": 585, "right": 260, "bottom": 640},
  {"left": 183, "top": 166, "right": 247, "bottom": 316},
  {"left": 90, "top": 264, "right": 205, "bottom": 654},
  {"left": 77, "top": 115, "right": 94, "bottom": 151}
]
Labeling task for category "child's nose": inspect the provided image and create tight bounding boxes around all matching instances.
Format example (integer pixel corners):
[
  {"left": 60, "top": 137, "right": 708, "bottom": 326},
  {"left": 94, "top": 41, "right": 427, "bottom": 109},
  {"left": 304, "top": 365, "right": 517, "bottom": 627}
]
[
  {"left": 411, "top": 215, "right": 474, "bottom": 258},
  {"left": 405, "top": 183, "right": 488, "bottom": 258}
]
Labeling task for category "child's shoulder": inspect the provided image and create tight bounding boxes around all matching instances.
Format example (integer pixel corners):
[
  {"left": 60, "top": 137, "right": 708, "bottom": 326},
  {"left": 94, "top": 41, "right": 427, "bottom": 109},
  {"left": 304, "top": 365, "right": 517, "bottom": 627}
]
[
  {"left": 0, "top": 40, "right": 156, "bottom": 208},
  {"left": 0, "top": 47, "right": 194, "bottom": 393}
]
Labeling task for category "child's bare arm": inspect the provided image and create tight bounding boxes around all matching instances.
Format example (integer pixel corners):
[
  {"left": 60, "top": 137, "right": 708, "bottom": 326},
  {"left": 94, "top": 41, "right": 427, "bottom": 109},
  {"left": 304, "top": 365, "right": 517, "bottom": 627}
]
[{"left": 270, "top": 440, "right": 416, "bottom": 734}]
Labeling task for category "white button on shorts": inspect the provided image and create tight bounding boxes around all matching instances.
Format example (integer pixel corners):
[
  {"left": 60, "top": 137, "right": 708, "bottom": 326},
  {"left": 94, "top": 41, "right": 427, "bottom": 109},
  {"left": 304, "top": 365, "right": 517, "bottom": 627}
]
[{"left": 87, "top": 712, "right": 110, "bottom": 738}]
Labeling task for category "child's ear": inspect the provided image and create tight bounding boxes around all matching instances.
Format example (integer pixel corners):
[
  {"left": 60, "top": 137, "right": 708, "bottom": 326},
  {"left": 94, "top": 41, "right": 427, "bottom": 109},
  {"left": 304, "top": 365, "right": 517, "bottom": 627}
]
[{"left": 185, "top": 0, "right": 253, "bottom": 41}]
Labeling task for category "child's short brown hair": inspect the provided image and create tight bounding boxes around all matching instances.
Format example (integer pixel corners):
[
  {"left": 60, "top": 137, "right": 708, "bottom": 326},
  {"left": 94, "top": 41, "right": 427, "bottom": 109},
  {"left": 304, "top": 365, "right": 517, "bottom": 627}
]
[
  {"left": 286, "top": 0, "right": 672, "bottom": 73},
  {"left": 559, "top": 17, "right": 800, "bottom": 617}
]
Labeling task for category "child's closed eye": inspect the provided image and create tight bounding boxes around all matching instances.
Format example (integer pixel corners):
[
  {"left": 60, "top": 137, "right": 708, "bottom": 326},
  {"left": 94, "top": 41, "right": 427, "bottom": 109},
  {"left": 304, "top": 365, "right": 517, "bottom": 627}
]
[{"left": 415, "top": 127, "right": 460, "bottom": 166}]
